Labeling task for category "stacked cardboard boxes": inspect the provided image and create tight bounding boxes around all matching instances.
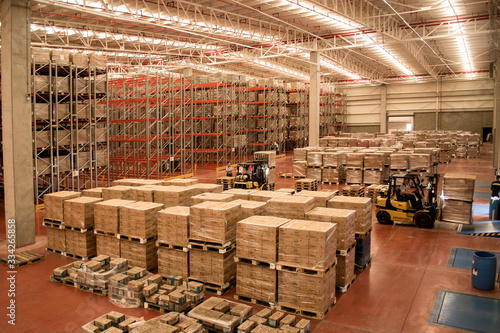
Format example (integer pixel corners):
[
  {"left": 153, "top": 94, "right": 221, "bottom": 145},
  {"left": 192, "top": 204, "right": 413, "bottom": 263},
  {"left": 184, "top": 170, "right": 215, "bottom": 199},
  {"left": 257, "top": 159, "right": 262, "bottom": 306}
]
[
  {"left": 230, "top": 199, "right": 267, "bottom": 220},
  {"left": 235, "top": 216, "right": 289, "bottom": 304},
  {"left": 157, "top": 206, "right": 190, "bottom": 279},
  {"left": 328, "top": 196, "right": 372, "bottom": 233},
  {"left": 294, "top": 190, "right": 338, "bottom": 208},
  {"left": 441, "top": 173, "right": 476, "bottom": 224},
  {"left": 266, "top": 195, "right": 315, "bottom": 219},
  {"left": 102, "top": 186, "right": 132, "bottom": 200},
  {"left": 277, "top": 220, "right": 337, "bottom": 319},
  {"left": 188, "top": 298, "right": 252, "bottom": 332},
  {"left": 154, "top": 186, "right": 195, "bottom": 207},
  {"left": 190, "top": 193, "right": 235, "bottom": 205}
]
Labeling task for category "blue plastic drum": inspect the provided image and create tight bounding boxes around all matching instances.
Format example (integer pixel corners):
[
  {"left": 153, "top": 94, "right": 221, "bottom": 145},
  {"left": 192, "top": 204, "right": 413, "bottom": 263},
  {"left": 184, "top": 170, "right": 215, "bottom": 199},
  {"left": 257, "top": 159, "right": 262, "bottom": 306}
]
[{"left": 471, "top": 251, "right": 497, "bottom": 291}]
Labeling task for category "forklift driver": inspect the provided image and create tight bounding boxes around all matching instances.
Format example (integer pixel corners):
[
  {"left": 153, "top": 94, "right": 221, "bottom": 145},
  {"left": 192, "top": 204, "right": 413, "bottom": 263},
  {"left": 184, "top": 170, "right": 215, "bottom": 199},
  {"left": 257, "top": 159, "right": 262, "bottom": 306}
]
[{"left": 398, "top": 178, "right": 418, "bottom": 209}]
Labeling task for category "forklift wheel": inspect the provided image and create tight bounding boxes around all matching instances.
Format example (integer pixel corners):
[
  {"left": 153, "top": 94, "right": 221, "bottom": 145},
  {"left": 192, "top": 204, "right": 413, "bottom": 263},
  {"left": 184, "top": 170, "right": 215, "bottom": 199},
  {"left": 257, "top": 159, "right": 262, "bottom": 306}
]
[
  {"left": 413, "top": 212, "right": 434, "bottom": 228},
  {"left": 377, "top": 211, "right": 393, "bottom": 225}
]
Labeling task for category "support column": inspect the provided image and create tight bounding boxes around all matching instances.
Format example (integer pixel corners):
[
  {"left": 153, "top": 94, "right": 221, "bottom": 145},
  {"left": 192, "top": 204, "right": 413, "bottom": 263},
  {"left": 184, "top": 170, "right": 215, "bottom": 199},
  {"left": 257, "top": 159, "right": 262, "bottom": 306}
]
[
  {"left": 1, "top": 0, "right": 35, "bottom": 247},
  {"left": 494, "top": 52, "right": 500, "bottom": 170},
  {"left": 309, "top": 48, "right": 320, "bottom": 146},
  {"left": 380, "top": 85, "right": 387, "bottom": 133}
]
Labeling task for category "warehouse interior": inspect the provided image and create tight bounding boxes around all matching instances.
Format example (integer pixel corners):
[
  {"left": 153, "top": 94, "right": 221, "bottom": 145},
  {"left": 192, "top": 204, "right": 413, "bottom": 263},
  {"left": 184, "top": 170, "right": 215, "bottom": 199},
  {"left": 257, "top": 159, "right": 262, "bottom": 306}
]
[{"left": 1, "top": 0, "right": 500, "bottom": 332}]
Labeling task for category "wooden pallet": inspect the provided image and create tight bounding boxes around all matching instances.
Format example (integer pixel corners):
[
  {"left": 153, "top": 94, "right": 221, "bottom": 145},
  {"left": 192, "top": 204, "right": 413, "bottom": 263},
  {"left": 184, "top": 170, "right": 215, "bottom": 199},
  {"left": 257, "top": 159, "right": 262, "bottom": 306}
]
[
  {"left": 188, "top": 239, "right": 235, "bottom": 254},
  {"left": 0, "top": 251, "right": 44, "bottom": 269},
  {"left": 117, "top": 234, "right": 156, "bottom": 244},
  {"left": 279, "top": 173, "right": 293, "bottom": 178},
  {"left": 234, "top": 294, "right": 276, "bottom": 309},
  {"left": 156, "top": 241, "right": 189, "bottom": 252},
  {"left": 51, "top": 275, "right": 75, "bottom": 286},
  {"left": 64, "top": 226, "right": 91, "bottom": 233},
  {"left": 42, "top": 219, "right": 64, "bottom": 229},
  {"left": 46, "top": 248, "right": 65, "bottom": 256},
  {"left": 336, "top": 242, "right": 356, "bottom": 256},
  {"left": 355, "top": 258, "right": 371, "bottom": 272},
  {"left": 94, "top": 230, "right": 117, "bottom": 237},
  {"left": 234, "top": 257, "right": 276, "bottom": 269},
  {"left": 75, "top": 283, "right": 108, "bottom": 296},
  {"left": 187, "top": 278, "right": 234, "bottom": 296},
  {"left": 276, "top": 258, "right": 336, "bottom": 277},
  {"left": 144, "top": 302, "right": 170, "bottom": 313},
  {"left": 355, "top": 228, "right": 373, "bottom": 239},
  {"left": 276, "top": 298, "right": 336, "bottom": 320},
  {"left": 336, "top": 275, "right": 357, "bottom": 293},
  {"left": 64, "top": 252, "right": 93, "bottom": 261}
]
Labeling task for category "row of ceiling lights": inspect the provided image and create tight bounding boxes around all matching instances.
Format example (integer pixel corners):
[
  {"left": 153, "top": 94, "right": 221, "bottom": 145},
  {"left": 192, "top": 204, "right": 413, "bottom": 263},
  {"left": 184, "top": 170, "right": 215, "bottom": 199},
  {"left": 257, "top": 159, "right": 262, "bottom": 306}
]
[{"left": 31, "top": 0, "right": 475, "bottom": 81}]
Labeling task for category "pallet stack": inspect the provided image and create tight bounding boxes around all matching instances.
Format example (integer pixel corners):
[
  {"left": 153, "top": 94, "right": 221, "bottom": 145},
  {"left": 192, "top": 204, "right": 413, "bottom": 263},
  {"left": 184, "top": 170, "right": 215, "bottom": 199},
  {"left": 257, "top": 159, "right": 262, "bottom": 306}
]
[
  {"left": 306, "top": 208, "right": 356, "bottom": 292},
  {"left": 235, "top": 216, "right": 289, "bottom": 307},
  {"left": 328, "top": 196, "right": 373, "bottom": 234},
  {"left": 345, "top": 153, "right": 364, "bottom": 184},
  {"left": 409, "top": 153, "right": 432, "bottom": 172},
  {"left": 341, "top": 185, "right": 365, "bottom": 197},
  {"left": 305, "top": 151, "right": 323, "bottom": 182},
  {"left": 63, "top": 196, "right": 103, "bottom": 259},
  {"left": 157, "top": 206, "right": 191, "bottom": 279},
  {"left": 363, "top": 153, "right": 384, "bottom": 185},
  {"left": 119, "top": 202, "right": 164, "bottom": 270},
  {"left": 390, "top": 153, "right": 409, "bottom": 172},
  {"left": 366, "top": 185, "right": 388, "bottom": 203},
  {"left": 277, "top": 220, "right": 337, "bottom": 320},
  {"left": 94, "top": 199, "right": 135, "bottom": 258},
  {"left": 43, "top": 191, "right": 81, "bottom": 254},
  {"left": 294, "top": 178, "right": 318, "bottom": 192},
  {"left": 441, "top": 173, "right": 476, "bottom": 224},
  {"left": 189, "top": 201, "right": 241, "bottom": 294},
  {"left": 216, "top": 176, "right": 236, "bottom": 190},
  {"left": 266, "top": 195, "right": 315, "bottom": 219},
  {"left": 438, "top": 142, "right": 452, "bottom": 163},
  {"left": 322, "top": 152, "right": 342, "bottom": 184}
]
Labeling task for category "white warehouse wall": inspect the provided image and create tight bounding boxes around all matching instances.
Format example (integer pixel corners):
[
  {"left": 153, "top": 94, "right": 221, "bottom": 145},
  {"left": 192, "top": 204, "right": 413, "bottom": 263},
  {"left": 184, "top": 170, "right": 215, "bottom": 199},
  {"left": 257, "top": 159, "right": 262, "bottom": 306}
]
[{"left": 340, "top": 78, "right": 495, "bottom": 135}]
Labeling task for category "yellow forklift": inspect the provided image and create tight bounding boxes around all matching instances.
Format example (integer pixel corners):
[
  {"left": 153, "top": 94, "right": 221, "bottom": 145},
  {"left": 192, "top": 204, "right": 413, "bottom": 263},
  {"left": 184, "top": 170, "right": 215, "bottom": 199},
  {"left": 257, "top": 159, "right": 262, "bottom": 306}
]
[
  {"left": 376, "top": 173, "right": 439, "bottom": 228},
  {"left": 233, "top": 161, "right": 269, "bottom": 190}
]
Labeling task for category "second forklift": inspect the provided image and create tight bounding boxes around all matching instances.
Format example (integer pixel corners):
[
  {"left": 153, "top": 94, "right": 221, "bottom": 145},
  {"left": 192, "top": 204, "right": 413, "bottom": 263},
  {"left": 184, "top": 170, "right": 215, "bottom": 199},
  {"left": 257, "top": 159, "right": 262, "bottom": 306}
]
[{"left": 376, "top": 173, "right": 439, "bottom": 228}]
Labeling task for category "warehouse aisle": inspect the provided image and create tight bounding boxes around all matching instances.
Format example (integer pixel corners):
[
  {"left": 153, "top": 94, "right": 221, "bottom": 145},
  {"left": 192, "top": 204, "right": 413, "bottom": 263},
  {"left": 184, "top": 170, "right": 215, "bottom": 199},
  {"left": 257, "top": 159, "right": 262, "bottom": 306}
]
[{"left": 0, "top": 144, "right": 499, "bottom": 333}]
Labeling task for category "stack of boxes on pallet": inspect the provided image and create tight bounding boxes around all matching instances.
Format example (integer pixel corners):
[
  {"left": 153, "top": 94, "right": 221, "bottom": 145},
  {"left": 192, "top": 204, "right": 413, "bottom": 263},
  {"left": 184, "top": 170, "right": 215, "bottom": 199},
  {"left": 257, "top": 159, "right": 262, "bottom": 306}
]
[
  {"left": 188, "top": 297, "right": 252, "bottom": 332},
  {"left": 157, "top": 206, "right": 191, "bottom": 279},
  {"left": 441, "top": 173, "right": 476, "bottom": 224},
  {"left": 345, "top": 153, "right": 364, "bottom": 184},
  {"left": 305, "top": 151, "right": 323, "bottom": 181},
  {"left": 292, "top": 148, "right": 307, "bottom": 178},
  {"left": 322, "top": 152, "right": 342, "bottom": 184},
  {"left": 189, "top": 201, "right": 241, "bottom": 294},
  {"left": 277, "top": 220, "right": 337, "bottom": 319},
  {"left": 363, "top": 153, "right": 387, "bottom": 185},
  {"left": 235, "top": 216, "right": 289, "bottom": 307}
]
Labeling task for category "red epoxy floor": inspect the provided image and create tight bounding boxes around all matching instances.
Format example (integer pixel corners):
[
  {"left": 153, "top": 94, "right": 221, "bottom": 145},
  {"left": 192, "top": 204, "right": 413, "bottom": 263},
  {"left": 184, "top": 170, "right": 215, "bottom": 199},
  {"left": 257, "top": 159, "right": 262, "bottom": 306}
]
[{"left": 1, "top": 144, "right": 499, "bottom": 333}]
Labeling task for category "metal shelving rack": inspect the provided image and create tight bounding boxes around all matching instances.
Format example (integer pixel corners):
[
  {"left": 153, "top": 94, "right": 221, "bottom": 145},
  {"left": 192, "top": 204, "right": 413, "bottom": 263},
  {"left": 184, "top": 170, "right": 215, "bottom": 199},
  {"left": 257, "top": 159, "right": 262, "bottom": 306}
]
[
  {"left": 285, "top": 87, "right": 309, "bottom": 150},
  {"left": 32, "top": 53, "right": 109, "bottom": 204}
]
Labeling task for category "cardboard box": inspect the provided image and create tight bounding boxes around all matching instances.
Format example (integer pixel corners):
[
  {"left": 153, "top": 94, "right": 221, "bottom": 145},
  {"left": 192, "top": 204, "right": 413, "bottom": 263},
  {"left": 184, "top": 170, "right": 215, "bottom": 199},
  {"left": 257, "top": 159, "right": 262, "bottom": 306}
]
[
  {"left": 306, "top": 207, "right": 355, "bottom": 250},
  {"left": 47, "top": 227, "right": 66, "bottom": 252},
  {"left": 82, "top": 187, "right": 105, "bottom": 198},
  {"left": 96, "top": 234, "right": 120, "bottom": 258},
  {"left": 158, "top": 247, "right": 189, "bottom": 279},
  {"left": 153, "top": 186, "right": 195, "bottom": 207},
  {"left": 157, "top": 206, "right": 190, "bottom": 247},
  {"left": 224, "top": 189, "right": 257, "bottom": 201},
  {"left": 278, "top": 268, "right": 336, "bottom": 314},
  {"left": 328, "top": 196, "right": 372, "bottom": 233},
  {"left": 278, "top": 220, "right": 336, "bottom": 270},
  {"left": 266, "top": 196, "right": 315, "bottom": 220},
  {"left": 237, "top": 216, "right": 289, "bottom": 263},
  {"left": 188, "top": 183, "right": 223, "bottom": 196},
  {"left": 337, "top": 250, "right": 355, "bottom": 286},
  {"left": 94, "top": 199, "right": 135, "bottom": 235},
  {"left": 63, "top": 197, "right": 103, "bottom": 229},
  {"left": 162, "top": 178, "right": 199, "bottom": 187},
  {"left": 119, "top": 202, "right": 164, "bottom": 239},
  {"left": 294, "top": 190, "right": 338, "bottom": 208},
  {"left": 102, "top": 186, "right": 132, "bottom": 200},
  {"left": 249, "top": 191, "right": 291, "bottom": 203},
  {"left": 65, "top": 229, "right": 96, "bottom": 258},
  {"left": 236, "top": 262, "right": 277, "bottom": 303},
  {"left": 191, "top": 193, "right": 235, "bottom": 206},
  {"left": 189, "top": 248, "right": 236, "bottom": 286},
  {"left": 230, "top": 200, "right": 267, "bottom": 220},
  {"left": 441, "top": 199, "right": 473, "bottom": 224},
  {"left": 120, "top": 239, "right": 158, "bottom": 270},
  {"left": 189, "top": 201, "right": 241, "bottom": 244},
  {"left": 44, "top": 191, "right": 81, "bottom": 221},
  {"left": 443, "top": 173, "right": 476, "bottom": 201}
]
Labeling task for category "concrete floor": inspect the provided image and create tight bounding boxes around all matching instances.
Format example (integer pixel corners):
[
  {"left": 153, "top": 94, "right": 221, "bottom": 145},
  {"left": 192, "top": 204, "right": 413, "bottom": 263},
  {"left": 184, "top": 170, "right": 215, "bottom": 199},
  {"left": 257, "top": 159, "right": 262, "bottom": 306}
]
[{"left": 0, "top": 144, "right": 499, "bottom": 333}]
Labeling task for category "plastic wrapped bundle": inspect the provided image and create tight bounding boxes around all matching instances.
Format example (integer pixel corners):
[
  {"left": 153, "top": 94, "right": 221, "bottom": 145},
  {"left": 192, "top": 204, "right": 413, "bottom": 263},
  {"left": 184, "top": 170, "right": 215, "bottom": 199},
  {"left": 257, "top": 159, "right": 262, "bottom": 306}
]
[
  {"left": 390, "top": 153, "right": 409, "bottom": 170},
  {"left": 306, "top": 167, "right": 322, "bottom": 181},
  {"left": 307, "top": 152, "right": 324, "bottom": 167},
  {"left": 441, "top": 199, "right": 472, "bottom": 224},
  {"left": 363, "top": 170, "right": 383, "bottom": 185},
  {"left": 364, "top": 153, "right": 384, "bottom": 169},
  {"left": 409, "top": 153, "right": 431, "bottom": 170},
  {"left": 323, "top": 153, "right": 340, "bottom": 167},
  {"left": 292, "top": 161, "right": 307, "bottom": 178},
  {"left": 346, "top": 169, "right": 363, "bottom": 184},
  {"left": 346, "top": 153, "right": 364, "bottom": 169},
  {"left": 322, "top": 168, "right": 340, "bottom": 183},
  {"left": 442, "top": 174, "right": 476, "bottom": 202}
]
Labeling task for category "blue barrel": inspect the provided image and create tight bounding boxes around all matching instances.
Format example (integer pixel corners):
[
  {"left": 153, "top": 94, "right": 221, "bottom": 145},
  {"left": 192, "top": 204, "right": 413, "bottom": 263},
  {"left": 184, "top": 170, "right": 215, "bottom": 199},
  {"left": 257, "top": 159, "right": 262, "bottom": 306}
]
[{"left": 471, "top": 251, "right": 497, "bottom": 290}]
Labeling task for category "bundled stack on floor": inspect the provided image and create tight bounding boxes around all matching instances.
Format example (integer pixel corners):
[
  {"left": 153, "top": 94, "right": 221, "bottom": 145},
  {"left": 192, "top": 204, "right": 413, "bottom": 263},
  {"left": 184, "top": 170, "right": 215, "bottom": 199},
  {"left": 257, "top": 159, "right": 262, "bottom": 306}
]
[
  {"left": 216, "top": 176, "right": 236, "bottom": 190},
  {"left": 235, "top": 216, "right": 289, "bottom": 307},
  {"left": 188, "top": 201, "right": 241, "bottom": 294},
  {"left": 51, "top": 257, "right": 128, "bottom": 297},
  {"left": 441, "top": 173, "right": 476, "bottom": 224},
  {"left": 236, "top": 307, "right": 311, "bottom": 333},
  {"left": 108, "top": 266, "right": 154, "bottom": 307},
  {"left": 81, "top": 310, "right": 145, "bottom": 333},
  {"left": 157, "top": 206, "right": 191, "bottom": 279},
  {"left": 294, "top": 179, "right": 318, "bottom": 192},
  {"left": 187, "top": 297, "right": 252, "bottom": 333},
  {"left": 277, "top": 220, "right": 337, "bottom": 319}
]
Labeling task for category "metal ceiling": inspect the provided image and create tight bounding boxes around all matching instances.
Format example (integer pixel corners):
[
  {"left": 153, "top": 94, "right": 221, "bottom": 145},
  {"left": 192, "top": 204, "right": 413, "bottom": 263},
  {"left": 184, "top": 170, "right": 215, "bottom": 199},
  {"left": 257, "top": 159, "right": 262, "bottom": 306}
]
[{"left": 24, "top": 0, "right": 500, "bottom": 84}]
